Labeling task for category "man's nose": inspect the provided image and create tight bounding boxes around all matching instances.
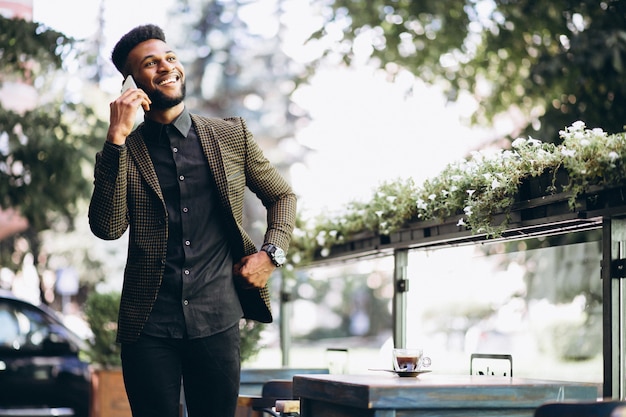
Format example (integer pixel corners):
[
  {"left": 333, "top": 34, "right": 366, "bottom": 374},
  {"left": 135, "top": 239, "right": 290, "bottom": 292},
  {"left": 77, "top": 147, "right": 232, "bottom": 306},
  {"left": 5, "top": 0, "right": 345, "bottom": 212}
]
[{"left": 158, "top": 60, "right": 174, "bottom": 72}]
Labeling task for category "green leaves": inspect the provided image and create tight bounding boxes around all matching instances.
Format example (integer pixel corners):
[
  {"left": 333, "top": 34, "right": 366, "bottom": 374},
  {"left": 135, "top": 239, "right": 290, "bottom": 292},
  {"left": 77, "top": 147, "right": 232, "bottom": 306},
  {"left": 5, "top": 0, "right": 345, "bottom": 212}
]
[
  {"left": 0, "top": 17, "right": 106, "bottom": 275},
  {"left": 295, "top": 122, "right": 626, "bottom": 262},
  {"left": 311, "top": 1, "right": 626, "bottom": 141},
  {"left": 0, "top": 16, "right": 73, "bottom": 79},
  {"left": 84, "top": 291, "right": 122, "bottom": 368},
  {"left": 0, "top": 104, "right": 103, "bottom": 232}
]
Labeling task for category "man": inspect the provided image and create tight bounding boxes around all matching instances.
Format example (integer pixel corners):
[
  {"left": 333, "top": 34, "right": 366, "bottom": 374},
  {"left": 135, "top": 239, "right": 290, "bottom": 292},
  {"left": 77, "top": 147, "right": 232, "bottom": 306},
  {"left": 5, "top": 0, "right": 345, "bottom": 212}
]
[{"left": 88, "top": 24, "right": 296, "bottom": 417}]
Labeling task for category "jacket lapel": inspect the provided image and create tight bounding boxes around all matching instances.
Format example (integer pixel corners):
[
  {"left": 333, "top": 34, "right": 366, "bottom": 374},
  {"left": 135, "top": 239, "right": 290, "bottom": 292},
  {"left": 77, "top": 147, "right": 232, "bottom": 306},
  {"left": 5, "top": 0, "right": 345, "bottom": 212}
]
[
  {"left": 192, "top": 115, "right": 233, "bottom": 213},
  {"left": 126, "top": 128, "right": 164, "bottom": 202}
]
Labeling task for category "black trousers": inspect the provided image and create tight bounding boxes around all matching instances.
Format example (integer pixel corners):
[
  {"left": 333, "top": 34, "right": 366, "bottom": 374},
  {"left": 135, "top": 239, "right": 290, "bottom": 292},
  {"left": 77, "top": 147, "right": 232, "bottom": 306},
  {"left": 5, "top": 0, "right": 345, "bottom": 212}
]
[{"left": 121, "top": 324, "right": 241, "bottom": 417}]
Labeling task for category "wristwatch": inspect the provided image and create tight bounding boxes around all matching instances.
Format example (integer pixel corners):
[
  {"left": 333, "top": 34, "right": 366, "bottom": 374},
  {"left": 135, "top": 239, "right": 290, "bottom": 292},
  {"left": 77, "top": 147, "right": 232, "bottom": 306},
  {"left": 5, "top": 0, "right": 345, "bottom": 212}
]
[{"left": 261, "top": 243, "right": 286, "bottom": 267}]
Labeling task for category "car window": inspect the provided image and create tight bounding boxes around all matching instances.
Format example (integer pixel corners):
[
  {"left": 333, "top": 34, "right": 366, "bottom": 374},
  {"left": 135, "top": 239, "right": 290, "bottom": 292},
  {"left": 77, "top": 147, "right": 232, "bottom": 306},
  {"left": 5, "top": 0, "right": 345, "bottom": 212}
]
[
  {"left": 0, "top": 300, "right": 52, "bottom": 352},
  {"left": 0, "top": 304, "right": 20, "bottom": 348}
]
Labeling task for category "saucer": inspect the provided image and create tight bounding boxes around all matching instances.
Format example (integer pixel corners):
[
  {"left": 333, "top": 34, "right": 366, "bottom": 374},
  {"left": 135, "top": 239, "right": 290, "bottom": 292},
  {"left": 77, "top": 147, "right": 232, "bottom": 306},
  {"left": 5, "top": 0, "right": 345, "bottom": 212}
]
[{"left": 369, "top": 369, "right": 432, "bottom": 377}]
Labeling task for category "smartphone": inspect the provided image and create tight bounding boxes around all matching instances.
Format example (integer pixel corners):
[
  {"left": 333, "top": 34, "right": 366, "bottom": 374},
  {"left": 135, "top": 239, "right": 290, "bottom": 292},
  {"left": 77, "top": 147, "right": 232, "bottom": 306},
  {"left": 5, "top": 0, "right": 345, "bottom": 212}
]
[{"left": 121, "top": 75, "right": 137, "bottom": 93}]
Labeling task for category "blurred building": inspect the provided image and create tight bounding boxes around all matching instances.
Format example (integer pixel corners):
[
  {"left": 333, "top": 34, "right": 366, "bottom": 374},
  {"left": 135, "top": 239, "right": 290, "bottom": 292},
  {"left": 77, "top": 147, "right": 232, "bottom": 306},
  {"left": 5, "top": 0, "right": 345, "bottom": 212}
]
[{"left": 0, "top": 0, "right": 32, "bottom": 20}]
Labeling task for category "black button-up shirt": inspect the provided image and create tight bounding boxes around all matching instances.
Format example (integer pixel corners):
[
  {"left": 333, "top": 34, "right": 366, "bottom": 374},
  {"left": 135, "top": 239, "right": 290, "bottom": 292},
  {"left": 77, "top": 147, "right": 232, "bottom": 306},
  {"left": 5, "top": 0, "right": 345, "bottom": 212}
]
[{"left": 141, "top": 108, "right": 243, "bottom": 339}]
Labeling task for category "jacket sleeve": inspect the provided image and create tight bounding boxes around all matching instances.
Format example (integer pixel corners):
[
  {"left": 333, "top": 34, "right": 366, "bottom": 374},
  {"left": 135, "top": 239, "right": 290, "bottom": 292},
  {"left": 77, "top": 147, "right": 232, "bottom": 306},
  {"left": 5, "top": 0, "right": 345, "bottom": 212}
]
[
  {"left": 240, "top": 118, "right": 297, "bottom": 252},
  {"left": 88, "top": 141, "right": 130, "bottom": 240}
]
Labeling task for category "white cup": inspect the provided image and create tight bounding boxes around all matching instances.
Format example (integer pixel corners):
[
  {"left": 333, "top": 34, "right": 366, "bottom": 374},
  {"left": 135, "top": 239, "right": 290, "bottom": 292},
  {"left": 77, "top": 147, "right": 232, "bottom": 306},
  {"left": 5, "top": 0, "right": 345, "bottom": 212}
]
[{"left": 393, "top": 348, "right": 431, "bottom": 372}]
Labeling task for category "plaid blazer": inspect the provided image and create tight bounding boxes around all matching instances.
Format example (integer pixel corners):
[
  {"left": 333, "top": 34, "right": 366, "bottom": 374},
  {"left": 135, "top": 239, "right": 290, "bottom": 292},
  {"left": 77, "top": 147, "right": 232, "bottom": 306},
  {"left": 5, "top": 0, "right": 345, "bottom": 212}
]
[{"left": 88, "top": 114, "right": 296, "bottom": 343}]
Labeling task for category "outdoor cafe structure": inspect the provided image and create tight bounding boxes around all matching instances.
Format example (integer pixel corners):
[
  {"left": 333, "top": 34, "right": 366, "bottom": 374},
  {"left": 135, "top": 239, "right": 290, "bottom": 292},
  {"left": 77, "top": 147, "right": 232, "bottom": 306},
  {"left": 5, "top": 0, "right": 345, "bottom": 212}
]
[{"left": 304, "top": 181, "right": 626, "bottom": 399}]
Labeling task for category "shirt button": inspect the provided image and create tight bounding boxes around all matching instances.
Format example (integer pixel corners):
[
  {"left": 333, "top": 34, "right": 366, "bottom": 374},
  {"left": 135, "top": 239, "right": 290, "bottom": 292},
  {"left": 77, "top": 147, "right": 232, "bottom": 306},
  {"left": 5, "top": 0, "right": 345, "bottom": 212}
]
[
  {"left": 184, "top": 269, "right": 190, "bottom": 275},
  {"left": 173, "top": 147, "right": 178, "bottom": 153},
  {"left": 182, "top": 207, "right": 189, "bottom": 213},
  {"left": 185, "top": 240, "right": 191, "bottom": 246},
  {"left": 183, "top": 300, "right": 189, "bottom": 306},
  {"left": 179, "top": 175, "right": 185, "bottom": 181}
]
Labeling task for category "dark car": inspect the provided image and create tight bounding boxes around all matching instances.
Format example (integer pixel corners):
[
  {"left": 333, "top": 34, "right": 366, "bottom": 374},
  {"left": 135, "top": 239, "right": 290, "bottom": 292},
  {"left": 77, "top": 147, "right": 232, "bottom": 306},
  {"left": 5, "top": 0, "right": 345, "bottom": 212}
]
[{"left": 0, "top": 290, "right": 90, "bottom": 417}]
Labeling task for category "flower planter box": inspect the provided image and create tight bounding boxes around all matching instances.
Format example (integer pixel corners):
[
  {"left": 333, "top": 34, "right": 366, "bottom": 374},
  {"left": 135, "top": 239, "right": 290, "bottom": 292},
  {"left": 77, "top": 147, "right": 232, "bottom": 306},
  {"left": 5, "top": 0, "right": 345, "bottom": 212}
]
[
  {"left": 518, "top": 168, "right": 569, "bottom": 201},
  {"left": 313, "top": 183, "right": 626, "bottom": 262},
  {"left": 316, "top": 231, "right": 384, "bottom": 260},
  {"left": 90, "top": 368, "right": 131, "bottom": 417},
  {"left": 387, "top": 217, "right": 468, "bottom": 246}
]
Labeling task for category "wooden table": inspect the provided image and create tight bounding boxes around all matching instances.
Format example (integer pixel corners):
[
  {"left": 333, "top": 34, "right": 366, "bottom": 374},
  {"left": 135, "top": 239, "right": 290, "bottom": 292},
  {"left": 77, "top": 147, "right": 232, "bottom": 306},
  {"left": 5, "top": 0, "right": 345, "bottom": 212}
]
[{"left": 293, "top": 373, "right": 600, "bottom": 417}]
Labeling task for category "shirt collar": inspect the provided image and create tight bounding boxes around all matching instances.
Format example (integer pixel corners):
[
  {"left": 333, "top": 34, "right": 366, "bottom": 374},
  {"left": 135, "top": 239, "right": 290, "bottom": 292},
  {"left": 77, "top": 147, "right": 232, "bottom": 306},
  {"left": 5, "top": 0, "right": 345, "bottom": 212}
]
[
  {"left": 170, "top": 107, "right": 192, "bottom": 137},
  {"left": 143, "top": 107, "right": 192, "bottom": 141}
]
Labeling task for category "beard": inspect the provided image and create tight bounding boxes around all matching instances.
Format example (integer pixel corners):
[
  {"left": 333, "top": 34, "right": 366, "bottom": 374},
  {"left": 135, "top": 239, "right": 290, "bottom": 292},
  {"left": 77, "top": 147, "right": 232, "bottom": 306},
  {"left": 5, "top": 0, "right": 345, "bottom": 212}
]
[{"left": 139, "top": 80, "right": 186, "bottom": 110}]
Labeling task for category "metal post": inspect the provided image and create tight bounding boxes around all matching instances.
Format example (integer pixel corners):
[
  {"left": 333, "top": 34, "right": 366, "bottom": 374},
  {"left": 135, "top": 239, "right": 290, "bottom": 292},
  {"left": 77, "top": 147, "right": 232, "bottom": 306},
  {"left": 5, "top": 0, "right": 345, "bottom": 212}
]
[
  {"left": 393, "top": 248, "right": 409, "bottom": 349},
  {"left": 279, "top": 270, "right": 292, "bottom": 367},
  {"left": 603, "top": 217, "right": 626, "bottom": 398}
]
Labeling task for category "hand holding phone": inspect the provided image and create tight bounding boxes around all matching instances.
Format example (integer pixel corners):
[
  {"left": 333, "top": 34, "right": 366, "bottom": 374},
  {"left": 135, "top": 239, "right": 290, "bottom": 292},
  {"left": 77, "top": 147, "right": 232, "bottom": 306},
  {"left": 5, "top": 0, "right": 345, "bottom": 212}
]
[{"left": 121, "top": 75, "right": 137, "bottom": 93}]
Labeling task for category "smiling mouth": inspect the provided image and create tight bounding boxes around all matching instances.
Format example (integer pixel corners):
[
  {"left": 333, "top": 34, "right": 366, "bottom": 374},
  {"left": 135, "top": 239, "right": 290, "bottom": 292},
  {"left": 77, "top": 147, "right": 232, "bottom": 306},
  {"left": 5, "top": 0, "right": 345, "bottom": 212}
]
[{"left": 158, "top": 74, "right": 180, "bottom": 86}]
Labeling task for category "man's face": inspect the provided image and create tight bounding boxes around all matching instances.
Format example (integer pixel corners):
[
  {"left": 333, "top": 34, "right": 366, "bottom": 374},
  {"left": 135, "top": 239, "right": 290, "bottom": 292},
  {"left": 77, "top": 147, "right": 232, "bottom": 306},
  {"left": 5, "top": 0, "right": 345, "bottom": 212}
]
[{"left": 126, "top": 39, "right": 186, "bottom": 110}]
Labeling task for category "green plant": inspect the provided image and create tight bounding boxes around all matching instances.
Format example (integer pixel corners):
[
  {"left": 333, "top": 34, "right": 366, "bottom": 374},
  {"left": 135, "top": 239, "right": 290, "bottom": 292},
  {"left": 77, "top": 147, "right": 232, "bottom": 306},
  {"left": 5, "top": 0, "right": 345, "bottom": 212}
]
[
  {"left": 559, "top": 121, "right": 626, "bottom": 207},
  {"left": 239, "top": 319, "right": 264, "bottom": 364},
  {"left": 84, "top": 291, "right": 122, "bottom": 369},
  {"left": 294, "top": 122, "right": 626, "bottom": 264}
]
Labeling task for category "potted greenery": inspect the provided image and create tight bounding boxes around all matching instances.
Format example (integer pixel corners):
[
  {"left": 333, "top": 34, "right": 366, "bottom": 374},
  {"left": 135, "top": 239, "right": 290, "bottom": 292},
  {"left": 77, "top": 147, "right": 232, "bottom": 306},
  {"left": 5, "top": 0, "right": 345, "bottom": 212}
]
[
  {"left": 84, "top": 291, "right": 122, "bottom": 368},
  {"left": 84, "top": 291, "right": 129, "bottom": 417},
  {"left": 296, "top": 121, "right": 626, "bottom": 263}
]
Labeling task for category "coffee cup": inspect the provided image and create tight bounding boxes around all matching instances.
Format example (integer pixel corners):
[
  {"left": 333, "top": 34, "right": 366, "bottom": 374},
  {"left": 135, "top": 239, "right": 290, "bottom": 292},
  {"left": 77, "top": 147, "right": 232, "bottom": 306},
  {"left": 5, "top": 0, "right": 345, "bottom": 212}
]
[{"left": 393, "top": 348, "right": 431, "bottom": 372}]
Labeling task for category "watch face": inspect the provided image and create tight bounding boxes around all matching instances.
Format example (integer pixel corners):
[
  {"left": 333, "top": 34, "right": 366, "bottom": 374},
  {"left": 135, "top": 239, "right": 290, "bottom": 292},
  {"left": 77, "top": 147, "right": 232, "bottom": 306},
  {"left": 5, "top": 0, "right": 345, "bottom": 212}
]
[{"left": 274, "top": 247, "right": 286, "bottom": 264}]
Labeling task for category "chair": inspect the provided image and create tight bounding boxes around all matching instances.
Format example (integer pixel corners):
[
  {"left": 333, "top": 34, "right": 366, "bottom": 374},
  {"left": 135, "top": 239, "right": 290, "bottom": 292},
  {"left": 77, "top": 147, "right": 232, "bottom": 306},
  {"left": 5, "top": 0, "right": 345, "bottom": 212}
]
[
  {"left": 470, "top": 353, "right": 513, "bottom": 377},
  {"left": 251, "top": 379, "right": 299, "bottom": 417},
  {"left": 534, "top": 400, "right": 626, "bottom": 417}
]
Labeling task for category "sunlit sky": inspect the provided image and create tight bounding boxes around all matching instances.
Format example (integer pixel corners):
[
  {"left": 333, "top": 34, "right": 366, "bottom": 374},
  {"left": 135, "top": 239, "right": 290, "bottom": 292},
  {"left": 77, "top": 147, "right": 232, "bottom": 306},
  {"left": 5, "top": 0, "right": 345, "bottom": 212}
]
[{"left": 32, "top": 0, "right": 507, "bottom": 218}]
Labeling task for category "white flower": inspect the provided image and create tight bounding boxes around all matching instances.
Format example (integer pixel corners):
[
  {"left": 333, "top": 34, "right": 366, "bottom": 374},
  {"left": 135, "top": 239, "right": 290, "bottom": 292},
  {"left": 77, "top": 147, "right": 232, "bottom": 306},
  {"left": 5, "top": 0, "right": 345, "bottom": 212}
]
[
  {"left": 561, "top": 149, "right": 576, "bottom": 157},
  {"left": 416, "top": 199, "right": 428, "bottom": 210},
  {"left": 467, "top": 189, "right": 476, "bottom": 196},
  {"left": 572, "top": 120, "right": 586, "bottom": 130},
  {"left": 580, "top": 139, "right": 590, "bottom": 146},
  {"left": 591, "top": 128, "right": 606, "bottom": 137},
  {"left": 428, "top": 194, "right": 436, "bottom": 201},
  {"left": 512, "top": 138, "right": 526, "bottom": 148},
  {"left": 464, "top": 206, "right": 473, "bottom": 216},
  {"left": 491, "top": 179, "right": 501, "bottom": 189},
  {"left": 608, "top": 151, "right": 619, "bottom": 161},
  {"left": 457, "top": 218, "right": 466, "bottom": 226}
]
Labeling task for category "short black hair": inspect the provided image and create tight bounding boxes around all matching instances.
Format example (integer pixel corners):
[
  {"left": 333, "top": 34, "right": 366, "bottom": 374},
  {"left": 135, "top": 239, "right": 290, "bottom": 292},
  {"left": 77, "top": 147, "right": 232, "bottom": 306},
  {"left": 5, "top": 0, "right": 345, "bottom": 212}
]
[{"left": 111, "top": 24, "right": 166, "bottom": 75}]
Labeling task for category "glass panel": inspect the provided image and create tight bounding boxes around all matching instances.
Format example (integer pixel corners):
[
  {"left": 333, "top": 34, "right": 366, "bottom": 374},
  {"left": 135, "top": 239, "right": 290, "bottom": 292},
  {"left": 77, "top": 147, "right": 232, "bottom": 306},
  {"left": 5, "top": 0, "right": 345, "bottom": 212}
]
[
  {"left": 404, "top": 231, "right": 602, "bottom": 383},
  {"left": 254, "top": 230, "right": 602, "bottom": 385}
]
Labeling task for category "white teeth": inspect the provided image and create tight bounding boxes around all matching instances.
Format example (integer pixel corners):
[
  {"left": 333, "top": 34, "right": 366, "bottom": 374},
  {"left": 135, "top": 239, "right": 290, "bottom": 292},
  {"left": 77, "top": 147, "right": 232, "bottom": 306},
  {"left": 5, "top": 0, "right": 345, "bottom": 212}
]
[{"left": 159, "top": 76, "right": 177, "bottom": 86}]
